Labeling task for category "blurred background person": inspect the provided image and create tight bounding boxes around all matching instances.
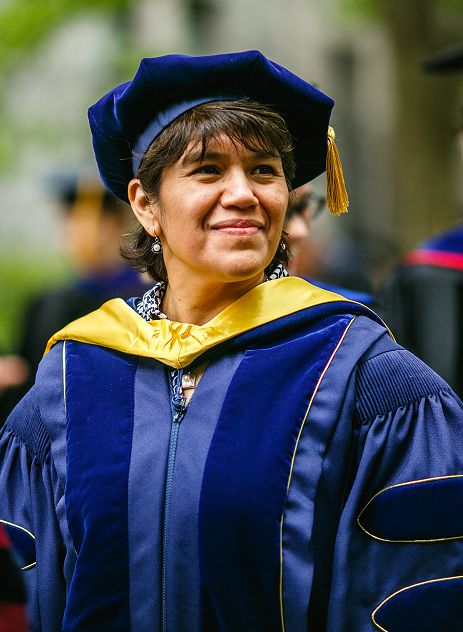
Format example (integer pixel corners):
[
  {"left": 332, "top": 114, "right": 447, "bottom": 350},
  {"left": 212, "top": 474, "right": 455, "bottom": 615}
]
[
  {"left": 285, "top": 183, "right": 322, "bottom": 275},
  {"left": 286, "top": 183, "right": 375, "bottom": 304},
  {"left": 378, "top": 43, "right": 463, "bottom": 395},
  {"left": 0, "top": 356, "right": 29, "bottom": 395},
  {"left": 0, "top": 177, "right": 150, "bottom": 420}
]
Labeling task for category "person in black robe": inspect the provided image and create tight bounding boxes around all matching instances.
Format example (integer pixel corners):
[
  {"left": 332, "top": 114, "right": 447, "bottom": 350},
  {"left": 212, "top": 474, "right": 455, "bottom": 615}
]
[
  {"left": 378, "top": 42, "right": 463, "bottom": 395},
  {"left": 0, "top": 179, "right": 150, "bottom": 421}
]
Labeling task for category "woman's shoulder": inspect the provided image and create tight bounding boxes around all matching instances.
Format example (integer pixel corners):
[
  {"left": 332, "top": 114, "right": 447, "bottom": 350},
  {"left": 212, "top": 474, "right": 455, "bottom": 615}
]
[
  {"left": 2, "top": 384, "right": 49, "bottom": 465},
  {"left": 3, "top": 342, "right": 67, "bottom": 462},
  {"left": 351, "top": 315, "right": 458, "bottom": 423}
]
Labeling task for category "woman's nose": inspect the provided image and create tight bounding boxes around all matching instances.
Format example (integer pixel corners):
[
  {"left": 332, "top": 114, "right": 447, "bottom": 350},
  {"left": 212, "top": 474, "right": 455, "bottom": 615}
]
[{"left": 220, "top": 169, "right": 259, "bottom": 209}]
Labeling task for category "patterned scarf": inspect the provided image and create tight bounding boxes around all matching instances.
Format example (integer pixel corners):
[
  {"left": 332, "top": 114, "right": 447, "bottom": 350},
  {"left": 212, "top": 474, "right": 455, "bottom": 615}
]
[{"left": 136, "top": 262, "right": 288, "bottom": 322}]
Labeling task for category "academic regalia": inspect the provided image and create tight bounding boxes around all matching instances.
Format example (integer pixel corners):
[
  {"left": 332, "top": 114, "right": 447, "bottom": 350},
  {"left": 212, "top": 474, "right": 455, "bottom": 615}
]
[
  {"left": 377, "top": 224, "right": 463, "bottom": 396},
  {"left": 2, "top": 277, "right": 463, "bottom": 632}
]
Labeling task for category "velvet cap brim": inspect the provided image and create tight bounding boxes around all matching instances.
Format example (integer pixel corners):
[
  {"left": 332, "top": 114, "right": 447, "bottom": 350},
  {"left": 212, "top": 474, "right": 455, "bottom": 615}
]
[{"left": 88, "top": 50, "right": 335, "bottom": 202}]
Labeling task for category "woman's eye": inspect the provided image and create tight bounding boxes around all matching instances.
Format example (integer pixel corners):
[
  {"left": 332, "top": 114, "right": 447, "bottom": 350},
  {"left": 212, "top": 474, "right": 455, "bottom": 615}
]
[
  {"left": 254, "top": 165, "right": 276, "bottom": 175},
  {"left": 195, "top": 165, "right": 220, "bottom": 175}
]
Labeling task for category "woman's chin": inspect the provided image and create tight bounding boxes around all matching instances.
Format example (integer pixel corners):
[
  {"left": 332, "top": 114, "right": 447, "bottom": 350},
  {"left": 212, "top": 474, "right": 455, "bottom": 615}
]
[{"left": 212, "top": 258, "right": 271, "bottom": 283}]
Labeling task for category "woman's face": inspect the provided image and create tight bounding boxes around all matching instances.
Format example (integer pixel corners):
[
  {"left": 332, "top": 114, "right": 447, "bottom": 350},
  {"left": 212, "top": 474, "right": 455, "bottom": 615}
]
[{"left": 132, "top": 134, "right": 289, "bottom": 285}]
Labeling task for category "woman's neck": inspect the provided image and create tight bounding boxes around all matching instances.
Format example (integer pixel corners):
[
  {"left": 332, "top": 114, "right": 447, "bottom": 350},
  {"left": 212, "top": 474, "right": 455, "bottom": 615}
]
[{"left": 161, "top": 273, "right": 265, "bottom": 325}]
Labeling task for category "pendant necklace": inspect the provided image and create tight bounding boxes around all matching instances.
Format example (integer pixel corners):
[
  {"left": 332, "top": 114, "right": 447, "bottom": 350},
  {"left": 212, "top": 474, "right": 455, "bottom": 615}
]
[{"left": 181, "top": 371, "right": 197, "bottom": 390}]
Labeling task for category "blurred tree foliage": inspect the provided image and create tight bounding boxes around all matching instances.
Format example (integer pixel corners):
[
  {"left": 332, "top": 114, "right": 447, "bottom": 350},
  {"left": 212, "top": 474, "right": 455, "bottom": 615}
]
[
  {"left": 343, "top": 0, "right": 463, "bottom": 21},
  {"left": 0, "top": 0, "right": 140, "bottom": 351},
  {"left": 0, "top": 0, "right": 139, "bottom": 170},
  {"left": 342, "top": 0, "right": 463, "bottom": 251},
  {"left": 0, "top": 0, "right": 136, "bottom": 73}
]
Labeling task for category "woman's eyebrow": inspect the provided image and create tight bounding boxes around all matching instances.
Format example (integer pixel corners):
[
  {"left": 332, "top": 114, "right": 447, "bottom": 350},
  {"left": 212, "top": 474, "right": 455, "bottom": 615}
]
[
  {"left": 181, "top": 149, "right": 280, "bottom": 166},
  {"left": 181, "top": 150, "right": 224, "bottom": 166}
]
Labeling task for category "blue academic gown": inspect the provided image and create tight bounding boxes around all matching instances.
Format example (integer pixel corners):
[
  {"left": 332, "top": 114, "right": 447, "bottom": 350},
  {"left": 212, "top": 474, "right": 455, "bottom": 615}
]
[{"left": 1, "top": 278, "right": 463, "bottom": 631}]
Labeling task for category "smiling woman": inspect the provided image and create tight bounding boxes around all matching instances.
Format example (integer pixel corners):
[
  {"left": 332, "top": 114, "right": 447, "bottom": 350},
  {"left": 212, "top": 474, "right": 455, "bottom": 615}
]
[
  {"left": 129, "top": 132, "right": 290, "bottom": 323},
  {"left": 123, "top": 99, "right": 295, "bottom": 286},
  {"left": 2, "top": 50, "right": 463, "bottom": 632}
]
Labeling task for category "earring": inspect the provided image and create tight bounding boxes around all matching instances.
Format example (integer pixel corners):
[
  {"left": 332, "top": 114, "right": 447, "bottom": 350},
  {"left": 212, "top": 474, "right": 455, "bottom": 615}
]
[
  {"left": 151, "top": 235, "right": 163, "bottom": 254},
  {"left": 279, "top": 239, "right": 286, "bottom": 251}
]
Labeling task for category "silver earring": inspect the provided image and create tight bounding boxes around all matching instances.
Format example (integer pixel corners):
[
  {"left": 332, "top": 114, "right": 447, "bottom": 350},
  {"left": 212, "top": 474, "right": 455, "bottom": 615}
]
[
  {"left": 151, "top": 236, "right": 163, "bottom": 254},
  {"left": 280, "top": 239, "right": 286, "bottom": 251}
]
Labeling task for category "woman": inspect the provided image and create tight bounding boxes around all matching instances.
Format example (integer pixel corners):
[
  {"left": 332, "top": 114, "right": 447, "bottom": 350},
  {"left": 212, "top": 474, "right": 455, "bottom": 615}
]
[{"left": 2, "top": 51, "right": 463, "bottom": 632}]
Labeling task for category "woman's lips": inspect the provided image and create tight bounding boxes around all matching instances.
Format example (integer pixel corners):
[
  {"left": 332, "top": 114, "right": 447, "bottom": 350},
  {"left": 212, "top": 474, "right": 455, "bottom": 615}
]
[
  {"left": 211, "top": 220, "right": 263, "bottom": 236},
  {"left": 214, "top": 226, "right": 260, "bottom": 235}
]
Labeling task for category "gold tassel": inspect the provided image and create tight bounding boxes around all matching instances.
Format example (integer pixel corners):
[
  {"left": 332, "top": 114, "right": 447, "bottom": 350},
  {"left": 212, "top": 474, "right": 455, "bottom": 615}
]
[{"left": 326, "top": 126, "right": 349, "bottom": 215}]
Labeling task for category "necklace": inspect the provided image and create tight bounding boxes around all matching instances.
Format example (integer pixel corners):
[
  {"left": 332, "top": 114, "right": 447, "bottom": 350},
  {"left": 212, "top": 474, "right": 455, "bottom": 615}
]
[{"left": 181, "top": 371, "right": 197, "bottom": 390}]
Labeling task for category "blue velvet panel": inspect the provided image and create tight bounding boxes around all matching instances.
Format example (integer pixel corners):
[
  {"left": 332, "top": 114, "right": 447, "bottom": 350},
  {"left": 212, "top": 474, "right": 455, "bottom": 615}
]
[
  {"left": 62, "top": 341, "right": 137, "bottom": 631},
  {"left": 2, "top": 523, "right": 35, "bottom": 569},
  {"left": 359, "top": 477, "right": 463, "bottom": 542},
  {"left": 199, "top": 313, "right": 353, "bottom": 631},
  {"left": 374, "top": 576, "right": 463, "bottom": 632}
]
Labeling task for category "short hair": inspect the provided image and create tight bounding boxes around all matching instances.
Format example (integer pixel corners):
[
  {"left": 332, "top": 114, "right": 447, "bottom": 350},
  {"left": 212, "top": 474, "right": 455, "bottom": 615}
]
[{"left": 121, "top": 100, "right": 295, "bottom": 281}]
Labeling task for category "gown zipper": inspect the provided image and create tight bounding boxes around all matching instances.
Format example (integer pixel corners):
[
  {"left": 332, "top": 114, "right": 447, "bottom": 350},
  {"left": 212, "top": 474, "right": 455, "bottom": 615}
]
[{"left": 161, "top": 368, "right": 187, "bottom": 632}]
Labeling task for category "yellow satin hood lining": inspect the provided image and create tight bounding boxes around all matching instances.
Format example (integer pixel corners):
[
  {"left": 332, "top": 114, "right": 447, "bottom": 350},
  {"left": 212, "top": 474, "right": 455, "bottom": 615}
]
[{"left": 46, "top": 277, "right": 361, "bottom": 369}]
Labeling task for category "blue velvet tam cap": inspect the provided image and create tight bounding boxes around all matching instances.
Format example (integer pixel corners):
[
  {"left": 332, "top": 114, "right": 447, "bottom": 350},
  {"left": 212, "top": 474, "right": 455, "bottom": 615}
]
[{"left": 88, "top": 50, "right": 347, "bottom": 212}]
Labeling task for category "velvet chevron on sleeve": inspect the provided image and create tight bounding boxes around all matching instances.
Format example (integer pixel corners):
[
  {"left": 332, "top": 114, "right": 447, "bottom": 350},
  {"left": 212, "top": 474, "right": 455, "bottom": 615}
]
[{"left": 326, "top": 332, "right": 463, "bottom": 632}]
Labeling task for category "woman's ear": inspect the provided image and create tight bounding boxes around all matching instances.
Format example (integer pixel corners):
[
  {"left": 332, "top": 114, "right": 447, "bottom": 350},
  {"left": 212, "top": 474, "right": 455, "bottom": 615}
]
[{"left": 127, "top": 179, "right": 160, "bottom": 236}]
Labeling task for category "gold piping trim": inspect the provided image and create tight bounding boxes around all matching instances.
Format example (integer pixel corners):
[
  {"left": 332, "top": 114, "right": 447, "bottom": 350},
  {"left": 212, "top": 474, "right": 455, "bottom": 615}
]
[
  {"left": 358, "top": 474, "right": 463, "bottom": 543},
  {"left": 62, "top": 340, "right": 67, "bottom": 415},
  {"left": 372, "top": 575, "right": 463, "bottom": 631},
  {"left": 279, "top": 317, "right": 356, "bottom": 631},
  {"left": 0, "top": 519, "right": 36, "bottom": 571},
  {"left": 62, "top": 341, "right": 79, "bottom": 558}
]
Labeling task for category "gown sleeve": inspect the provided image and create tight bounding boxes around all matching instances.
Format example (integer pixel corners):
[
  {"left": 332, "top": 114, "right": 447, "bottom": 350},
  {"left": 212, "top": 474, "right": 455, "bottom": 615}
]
[
  {"left": 328, "top": 344, "right": 463, "bottom": 632},
  {"left": 0, "top": 344, "right": 73, "bottom": 632}
]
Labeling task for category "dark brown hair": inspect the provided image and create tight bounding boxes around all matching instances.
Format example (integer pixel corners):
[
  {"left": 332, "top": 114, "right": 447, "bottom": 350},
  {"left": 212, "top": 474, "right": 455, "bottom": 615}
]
[{"left": 122, "top": 99, "right": 295, "bottom": 281}]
